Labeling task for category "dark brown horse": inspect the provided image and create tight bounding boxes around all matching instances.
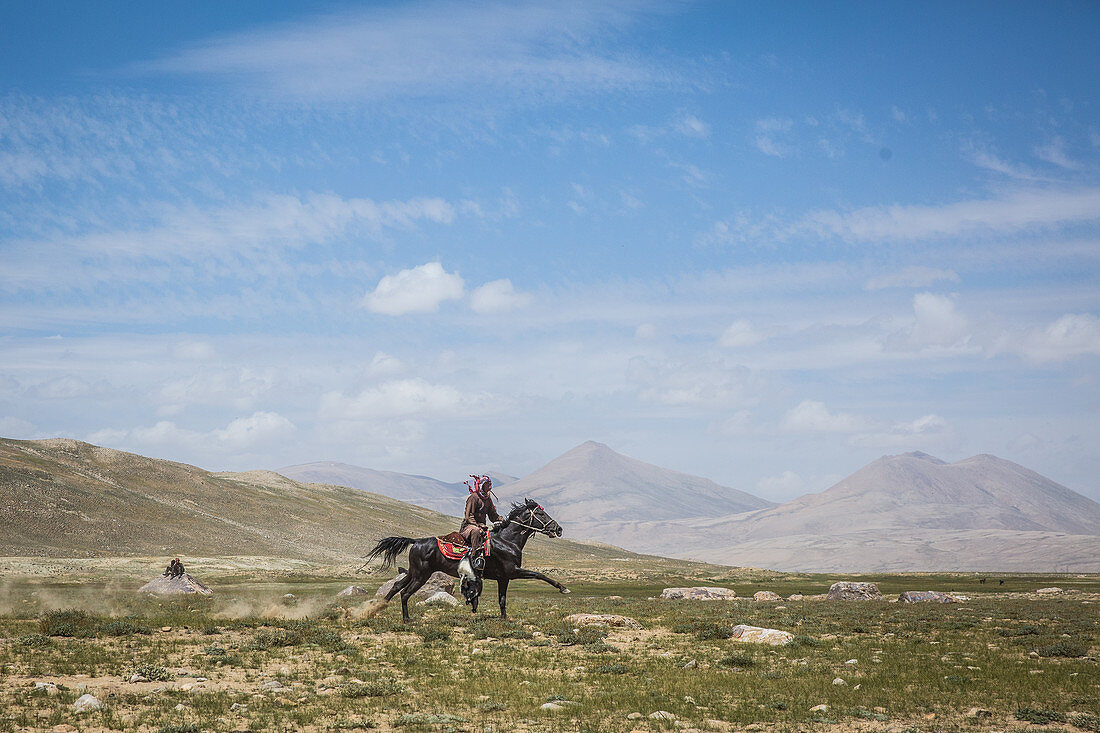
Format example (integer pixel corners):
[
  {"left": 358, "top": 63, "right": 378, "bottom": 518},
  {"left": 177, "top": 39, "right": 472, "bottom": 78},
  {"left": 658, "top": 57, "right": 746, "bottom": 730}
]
[{"left": 366, "top": 499, "right": 569, "bottom": 621}]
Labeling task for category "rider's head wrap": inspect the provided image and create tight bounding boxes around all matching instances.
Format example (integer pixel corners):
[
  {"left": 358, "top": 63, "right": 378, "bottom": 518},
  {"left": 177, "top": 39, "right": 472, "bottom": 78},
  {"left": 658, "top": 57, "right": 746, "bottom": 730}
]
[{"left": 466, "top": 474, "right": 492, "bottom": 495}]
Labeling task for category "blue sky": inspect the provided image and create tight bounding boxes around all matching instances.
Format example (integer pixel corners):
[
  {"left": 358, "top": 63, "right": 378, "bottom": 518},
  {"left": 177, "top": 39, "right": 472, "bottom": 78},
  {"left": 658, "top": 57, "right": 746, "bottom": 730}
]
[{"left": 2, "top": 0, "right": 1099, "bottom": 502}]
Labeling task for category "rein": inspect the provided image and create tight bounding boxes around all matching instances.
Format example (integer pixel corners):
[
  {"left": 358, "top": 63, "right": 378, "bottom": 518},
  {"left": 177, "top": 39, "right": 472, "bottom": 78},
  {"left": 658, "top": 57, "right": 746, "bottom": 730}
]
[{"left": 498, "top": 508, "right": 557, "bottom": 536}]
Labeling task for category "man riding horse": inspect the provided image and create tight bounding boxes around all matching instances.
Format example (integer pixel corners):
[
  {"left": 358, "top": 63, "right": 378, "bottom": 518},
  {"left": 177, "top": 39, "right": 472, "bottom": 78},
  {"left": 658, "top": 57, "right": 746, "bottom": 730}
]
[{"left": 460, "top": 475, "right": 501, "bottom": 568}]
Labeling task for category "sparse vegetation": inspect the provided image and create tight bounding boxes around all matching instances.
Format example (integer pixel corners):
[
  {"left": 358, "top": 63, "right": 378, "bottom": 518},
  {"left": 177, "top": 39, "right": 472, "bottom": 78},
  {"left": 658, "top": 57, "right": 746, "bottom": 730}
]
[{"left": 0, "top": 567, "right": 1096, "bottom": 732}]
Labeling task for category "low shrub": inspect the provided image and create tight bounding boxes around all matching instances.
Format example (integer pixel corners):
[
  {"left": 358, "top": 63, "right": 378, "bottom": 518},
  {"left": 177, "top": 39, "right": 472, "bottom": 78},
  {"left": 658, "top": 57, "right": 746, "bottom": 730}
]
[
  {"left": 718, "top": 652, "right": 755, "bottom": 668},
  {"left": 342, "top": 678, "right": 402, "bottom": 698},
  {"left": 1016, "top": 707, "right": 1066, "bottom": 725},
  {"left": 1036, "top": 641, "right": 1088, "bottom": 658},
  {"left": 101, "top": 619, "right": 151, "bottom": 636},
  {"left": 39, "top": 609, "right": 99, "bottom": 638}
]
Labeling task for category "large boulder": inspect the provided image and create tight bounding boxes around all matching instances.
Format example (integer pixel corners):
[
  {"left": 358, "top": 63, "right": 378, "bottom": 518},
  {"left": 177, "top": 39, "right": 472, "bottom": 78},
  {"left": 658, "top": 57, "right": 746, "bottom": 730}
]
[
  {"left": 565, "top": 613, "right": 642, "bottom": 629},
  {"left": 753, "top": 590, "right": 783, "bottom": 602},
  {"left": 729, "top": 624, "right": 794, "bottom": 645},
  {"left": 898, "top": 590, "right": 960, "bottom": 603},
  {"left": 825, "top": 582, "right": 881, "bottom": 601},
  {"left": 138, "top": 573, "right": 213, "bottom": 596},
  {"left": 336, "top": 585, "right": 370, "bottom": 597},
  {"left": 376, "top": 571, "right": 455, "bottom": 600},
  {"left": 661, "top": 587, "right": 737, "bottom": 601}
]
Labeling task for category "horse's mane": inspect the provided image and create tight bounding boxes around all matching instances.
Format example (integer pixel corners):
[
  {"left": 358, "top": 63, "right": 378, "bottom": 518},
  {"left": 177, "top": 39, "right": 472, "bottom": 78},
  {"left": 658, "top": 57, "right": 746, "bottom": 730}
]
[{"left": 502, "top": 498, "right": 538, "bottom": 525}]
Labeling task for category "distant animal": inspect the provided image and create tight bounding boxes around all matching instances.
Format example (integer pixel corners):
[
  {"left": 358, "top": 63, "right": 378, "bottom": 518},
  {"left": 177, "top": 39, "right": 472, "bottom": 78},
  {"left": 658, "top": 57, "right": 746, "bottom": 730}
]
[
  {"left": 979, "top": 578, "right": 986, "bottom": 585},
  {"left": 999, "top": 579, "right": 1005, "bottom": 586},
  {"left": 366, "top": 499, "right": 568, "bottom": 622}
]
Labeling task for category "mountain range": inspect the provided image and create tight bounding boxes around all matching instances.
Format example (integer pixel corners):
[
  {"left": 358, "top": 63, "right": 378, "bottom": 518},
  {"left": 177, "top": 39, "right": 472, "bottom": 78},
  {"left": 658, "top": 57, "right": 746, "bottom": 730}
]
[{"left": 284, "top": 444, "right": 1100, "bottom": 573}]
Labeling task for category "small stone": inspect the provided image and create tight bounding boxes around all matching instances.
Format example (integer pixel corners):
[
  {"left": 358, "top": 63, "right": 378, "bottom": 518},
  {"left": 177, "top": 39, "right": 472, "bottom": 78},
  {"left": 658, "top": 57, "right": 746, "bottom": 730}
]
[
  {"left": 541, "top": 702, "right": 565, "bottom": 711},
  {"left": 161, "top": 626, "right": 171, "bottom": 632},
  {"left": 832, "top": 677, "right": 846, "bottom": 685},
  {"left": 128, "top": 674, "right": 148, "bottom": 683},
  {"left": 564, "top": 613, "right": 642, "bottom": 629},
  {"left": 681, "top": 659, "right": 697, "bottom": 669},
  {"left": 810, "top": 704, "right": 828, "bottom": 713},
  {"left": 174, "top": 703, "right": 187, "bottom": 712},
  {"left": 787, "top": 594, "right": 805, "bottom": 601},
  {"left": 627, "top": 712, "right": 643, "bottom": 720},
  {"left": 230, "top": 703, "right": 247, "bottom": 712},
  {"left": 72, "top": 694, "right": 102, "bottom": 714},
  {"left": 261, "top": 680, "right": 284, "bottom": 691},
  {"left": 34, "top": 682, "right": 60, "bottom": 696},
  {"left": 195, "top": 676, "right": 208, "bottom": 682},
  {"left": 649, "top": 711, "right": 677, "bottom": 720},
  {"left": 752, "top": 590, "right": 782, "bottom": 602},
  {"left": 845, "top": 659, "right": 858, "bottom": 665},
  {"left": 966, "top": 707, "right": 992, "bottom": 719},
  {"left": 1035, "top": 587, "right": 1063, "bottom": 594},
  {"left": 283, "top": 593, "right": 297, "bottom": 600}
]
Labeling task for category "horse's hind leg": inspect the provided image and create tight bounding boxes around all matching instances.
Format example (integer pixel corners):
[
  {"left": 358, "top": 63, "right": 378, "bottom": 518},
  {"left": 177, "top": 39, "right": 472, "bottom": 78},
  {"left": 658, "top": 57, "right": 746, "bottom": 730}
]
[
  {"left": 514, "top": 568, "right": 570, "bottom": 593},
  {"left": 399, "top": 574, "right": 430, "bottom": 622},
  {"left": 497, "top": 578, "right": 509, "bottom": 619},
  {"left": 384, "top": 572, "right": 413, "bottom": 602}
]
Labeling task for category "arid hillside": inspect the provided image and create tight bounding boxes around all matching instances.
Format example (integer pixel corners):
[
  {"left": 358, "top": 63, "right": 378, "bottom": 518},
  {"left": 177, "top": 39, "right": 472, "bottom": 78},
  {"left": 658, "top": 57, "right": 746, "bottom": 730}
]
[{"left": 0, "top": 438, "right": 648, "bottom": 568}]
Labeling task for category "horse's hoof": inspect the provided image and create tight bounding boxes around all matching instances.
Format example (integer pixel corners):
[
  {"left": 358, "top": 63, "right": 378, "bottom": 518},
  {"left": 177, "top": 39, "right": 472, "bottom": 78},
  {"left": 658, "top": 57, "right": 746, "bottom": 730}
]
[{"left": 560, "top": 588, "right": 571, "bottom": 594}]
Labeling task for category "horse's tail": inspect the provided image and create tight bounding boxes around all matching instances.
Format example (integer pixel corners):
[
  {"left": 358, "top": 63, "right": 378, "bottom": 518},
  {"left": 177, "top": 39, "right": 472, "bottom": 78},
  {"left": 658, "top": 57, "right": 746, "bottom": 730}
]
[{"left": 365, "top": 536, "right": 417, "bottom": 568}]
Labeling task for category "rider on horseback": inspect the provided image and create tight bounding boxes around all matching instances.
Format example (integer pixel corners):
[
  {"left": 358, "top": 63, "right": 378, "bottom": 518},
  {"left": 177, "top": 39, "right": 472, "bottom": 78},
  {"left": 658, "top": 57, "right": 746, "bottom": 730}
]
[{"left": 461, "top": 475, "right": 501, "bottom": 570}]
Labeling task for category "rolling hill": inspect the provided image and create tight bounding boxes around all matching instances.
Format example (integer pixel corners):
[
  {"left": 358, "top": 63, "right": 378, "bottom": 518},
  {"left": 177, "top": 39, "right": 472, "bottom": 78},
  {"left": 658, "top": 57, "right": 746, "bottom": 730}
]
[{"left": 0, "top": 438, "right": 648, "bottom": 569}]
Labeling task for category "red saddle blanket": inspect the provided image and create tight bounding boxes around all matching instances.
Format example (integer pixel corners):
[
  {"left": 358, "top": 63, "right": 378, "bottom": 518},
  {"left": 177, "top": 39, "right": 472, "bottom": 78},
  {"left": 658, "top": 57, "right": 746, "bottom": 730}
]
[{"left": 436, "top": 533, "right": 469, "bottom": 560}]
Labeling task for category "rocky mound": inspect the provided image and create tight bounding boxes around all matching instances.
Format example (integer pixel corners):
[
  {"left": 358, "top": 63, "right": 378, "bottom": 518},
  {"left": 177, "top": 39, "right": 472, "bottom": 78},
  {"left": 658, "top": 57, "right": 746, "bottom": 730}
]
[{"left": 138, "top": 573, "right": 213, "bottom": 595}]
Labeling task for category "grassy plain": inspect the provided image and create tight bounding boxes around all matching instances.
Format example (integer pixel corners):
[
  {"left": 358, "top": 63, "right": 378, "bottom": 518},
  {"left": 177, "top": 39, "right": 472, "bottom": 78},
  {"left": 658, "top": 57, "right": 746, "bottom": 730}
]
[{"left": 0, "top": 560, "right": 1096, "bottom": 733}]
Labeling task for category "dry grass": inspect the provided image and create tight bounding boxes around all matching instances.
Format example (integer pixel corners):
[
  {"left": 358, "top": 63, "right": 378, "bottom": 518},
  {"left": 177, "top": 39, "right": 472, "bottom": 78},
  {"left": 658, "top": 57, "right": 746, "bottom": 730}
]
[{"left": 0, "top": 568, "right": 1097, "bottom": 732}]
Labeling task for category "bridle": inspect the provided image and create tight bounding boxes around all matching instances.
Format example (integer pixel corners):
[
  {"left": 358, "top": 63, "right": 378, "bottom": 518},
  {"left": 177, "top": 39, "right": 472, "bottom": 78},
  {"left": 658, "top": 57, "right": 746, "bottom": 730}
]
[{"left": 501, "top": 506, "right": 559, "bottom": 537}]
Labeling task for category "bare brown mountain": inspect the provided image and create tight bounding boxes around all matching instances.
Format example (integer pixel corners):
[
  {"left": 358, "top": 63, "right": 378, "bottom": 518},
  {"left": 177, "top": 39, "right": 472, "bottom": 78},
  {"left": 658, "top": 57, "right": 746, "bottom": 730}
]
[
  {"left": 0, "top": 438, "right": 639, "bottom": 567},
  {"left": 277, "top": 461, "right": 515, "bottom": 517},
  {"left": 619, "top": 451, "right": 1100, "bottom": 572},
  {"left": 502, "top": 441, "right": 774, "bottom": 542}
]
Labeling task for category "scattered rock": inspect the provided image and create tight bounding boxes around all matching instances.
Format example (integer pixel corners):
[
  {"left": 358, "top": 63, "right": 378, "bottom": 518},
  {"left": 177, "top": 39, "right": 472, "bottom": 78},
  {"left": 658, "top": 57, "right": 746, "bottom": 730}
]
[
  {"left": 71, "top": 694, "right": 102, "bottom": 714},
  {"left": 898, "top": 590, "right": 960, "bottom": 603},
  {"left": 1035, "top": 587, "right": 1064, "bottom": 595},
  {"left": 260, "top": 680, "right": 284, "bottom": 691},
  {"left": 336, "top": 585, "right": 369, "bottom": 597},
  {"left": 826, "top": 582, "right": 882, "bottom": 600},
  {"left": 564, "top": 613, "right": 642, "bottom": 629},
  {"left": 832, "top": 677, "right": 846, "bottom": 686},
  {"left": 128, "top": 674, "right": 148, "bottom": 683},
  {"left": 681, "top": 659, "right": 697, "bottom": 669},
  {"left": 752, "top": 590, "right": 782, "bottom": 602},
  {"left": 810, "top": 704, "right": 828, "bottom": 713},
  {"left": 138, "top": 574, "right": 213, "bottom": 596},
  {"left": 418, "top": 591, "right": 459, "bottom": 607},
  {"left": 376, "top": 570, "right": 455, "bottom": 599},
  {"left": 541, "top": 702, "right": 571, "bottom": 711},
  {"left": 649, "top": 711, "right": 677, "bottom": 720},
  {"left": 729, "top": 624, "right": 794, "bottom": 645},
  {"left": 660, "top": 587, "right": 737, "bottom": 601},
  {"left": 627, "top": 712, "right": 643, "bottom": 720},
  {"left": 845, "top": 659, "right": 858, "bottom": 665},
  {"left": 966, "top": 707, "right": 992, "bottom": 719},
  {"left": 230, "top": 703, "right": 248, "bottom": 712},
  {"left": 34, "top": 682, "right": 59, "bottom": 696},
  {"left": 282, "top": 593, "right": 297, "bottom": 600}
]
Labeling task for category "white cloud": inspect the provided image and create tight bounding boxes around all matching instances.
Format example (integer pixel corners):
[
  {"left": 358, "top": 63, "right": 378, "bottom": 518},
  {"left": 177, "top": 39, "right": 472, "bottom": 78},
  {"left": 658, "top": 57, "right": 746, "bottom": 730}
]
[
  {"left": 634, "top": 323, "right": 656, "bottom": 339},
  {"left": 849, "top": 414, "right": 949, "bottom": 448},
  {"left": 719, "top": 319, "right": 764, "bottom": 348},
  {"left": 171, "top": 341, "right": 215, "bottom": 360},
  {"left": 367, "top": 351, "right": 405, "bottom": 377},
  {"left": 319, "top": 379, "right": 493, "bottom": 420},
  {"left": 754, "top": 117, "right": 795, "bottom": 157},
  {"left": 674, "top": 114, "right": 710, "bottom": 138},
  {"left": 910, "top": 293, "right": 969, "bottom": 349},
  {"left": 1034, "top": 136, "right": 1080, "bottom": 170},
  {"left": 996, "top": 313, "right": 1100, "bottom": 363},
  {"left": 470, "top": 279, "right": 533, "bottom": 314},
  {"left": 798, "top": 187, "right": 1100, "bottom": 242},
  {"left": 864, "top": 266, "right": 959, "bottom": 291},
  {"left": 361, "top": 262, "right": 465, "bottom": 315},
  {"left": 212, "top": 411, "right": 295, "bottom": 449},
  {"left": 782, "top": 400, "right": 868, "bottom": 433},
  {"left": 0, "top": 416, "right": 36, "bottom": 438},
  {"left": 140, "top": 1, "right": 675, "bottom": 103},
  {"left": 89, "top": 411, "right": 294, "bottom": 453}
]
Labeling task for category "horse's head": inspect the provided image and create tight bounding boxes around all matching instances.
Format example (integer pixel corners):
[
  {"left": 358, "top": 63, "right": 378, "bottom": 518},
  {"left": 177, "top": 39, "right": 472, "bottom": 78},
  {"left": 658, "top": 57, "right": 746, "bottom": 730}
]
[{"left": 509, "top": 498, "right": 562, "bottom": 538}]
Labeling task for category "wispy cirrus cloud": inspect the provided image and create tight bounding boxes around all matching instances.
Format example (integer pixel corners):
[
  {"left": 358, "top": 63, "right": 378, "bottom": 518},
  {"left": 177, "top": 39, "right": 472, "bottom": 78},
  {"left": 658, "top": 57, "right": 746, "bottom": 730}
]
[{"left": 137, "top": 0, "right": 679, "bottom": 103}]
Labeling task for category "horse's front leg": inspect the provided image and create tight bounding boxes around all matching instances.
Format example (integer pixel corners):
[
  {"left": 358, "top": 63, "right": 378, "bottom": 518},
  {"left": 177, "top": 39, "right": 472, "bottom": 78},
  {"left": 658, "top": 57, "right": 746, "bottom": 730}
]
[
  {"left": 514, "top": 568, "right": 570, "bottom": 593},
  {"left": 497, "top": 578, "right": 509, "bottom": 619}
]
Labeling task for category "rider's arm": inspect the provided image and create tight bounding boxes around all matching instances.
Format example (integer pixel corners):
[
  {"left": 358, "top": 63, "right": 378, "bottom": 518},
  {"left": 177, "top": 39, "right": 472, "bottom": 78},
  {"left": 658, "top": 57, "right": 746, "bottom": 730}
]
[{"left": 464, "top": 494, "right": 478, "bottom": 525}]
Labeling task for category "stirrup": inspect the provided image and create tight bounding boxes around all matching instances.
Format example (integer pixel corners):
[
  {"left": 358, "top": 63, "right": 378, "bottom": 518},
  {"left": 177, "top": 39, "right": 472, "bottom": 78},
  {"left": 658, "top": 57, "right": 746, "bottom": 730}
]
[{"left": 471, "top": 555, "right": 485, "bottom": 571}]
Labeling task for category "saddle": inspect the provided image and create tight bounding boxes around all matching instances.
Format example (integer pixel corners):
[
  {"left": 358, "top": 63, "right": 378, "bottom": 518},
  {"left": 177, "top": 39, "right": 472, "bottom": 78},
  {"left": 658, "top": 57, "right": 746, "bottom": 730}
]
[{"left": 436, "top": 532, "right": 469, "bottom": 560}]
